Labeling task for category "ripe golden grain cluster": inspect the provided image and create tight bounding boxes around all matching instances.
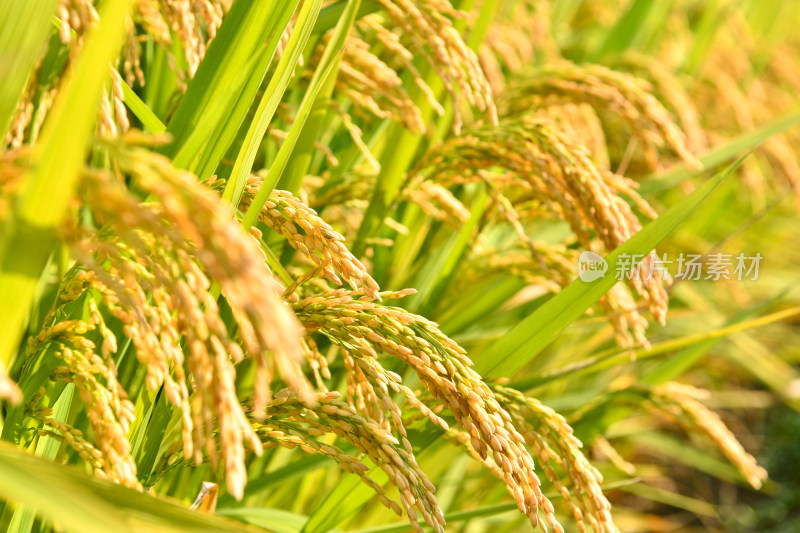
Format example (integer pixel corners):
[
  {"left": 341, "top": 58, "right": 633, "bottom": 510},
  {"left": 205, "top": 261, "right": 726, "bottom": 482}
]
[
  {"left": 409, "top": 117, "right": 669, "bottom": 345},
  {"left": 59, "top": 140, "right": 313, "bottom": 499},
  {"left": 293, "top": 288, "right": 563, "bottom": 530},
  {"left": 253, "top": 389, "right": 446, "bottom": 533},
  {"left": 649, "top": 383, "right": 768, "bottom": 490},
  {"left": 27, "top": 298, "right": 139, "bottom": 489},
  {"left": 500, "top": 63, "right": 702, "bottom": 172},
  {"left": 494, "top": 386, "right": 617, "bottom": 533}
]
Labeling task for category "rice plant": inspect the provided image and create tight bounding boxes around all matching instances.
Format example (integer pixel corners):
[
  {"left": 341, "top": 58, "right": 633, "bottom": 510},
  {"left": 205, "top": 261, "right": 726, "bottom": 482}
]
[{"left": 1, "top": 1, "right": 799, "bottom": 532}]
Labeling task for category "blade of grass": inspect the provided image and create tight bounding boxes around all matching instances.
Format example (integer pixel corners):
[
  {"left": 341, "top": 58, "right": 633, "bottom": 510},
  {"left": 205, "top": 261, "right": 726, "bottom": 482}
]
[
  {"left": 638, "top": 294, "right": 791, "bottom": 385},
  {"left": 640, "top": 107, "right": 800, "bottom": 194},
  {"left": 313, "top": 0, "right": 379, "bottom": 35},
  {"left": 221, "top": 0, "right": 343, "bottom": 208},
  {"left": 590, "top": 0, "right": 659, "bottom": 60},
  {"left": 510, "top": 304, "right": 800, "bottom": 390},
  {"left": 120, "top": 80, "right": 166, "bottom": 134},
  {"left": 0, "top": 0, "right": 133, "bottom": 371},
  {"left": 0, "top": 441, "right": 269, "bottom": 533},
  {"left": 7, "top": 384, "right": 74, "bottom": 533},
  {"left": 275, "top": 0, "right": 364, "bottom": 195},
  {"left": 630, "top": 432, "right": 755, "bottom": 486},
  {"left": 221, "top": 0, "right": 325, "bottom": 206},
  {"left": 217, "top": 508, "right": 308, "bottom": 533},
  {"left": 618, "top": 482, "right": 717, "bottom": 517},
  {"left": 162, "top": 0, "right": 300, "bottom": 175},
  {"left": 241, "top": 50, "right": 344, "bottom": 231},
  {"left": 474, "top": 156, "right": 746, "bottom": 379},
  {"left": 0, "top": 0, "right": 60, "bottom": 140}
]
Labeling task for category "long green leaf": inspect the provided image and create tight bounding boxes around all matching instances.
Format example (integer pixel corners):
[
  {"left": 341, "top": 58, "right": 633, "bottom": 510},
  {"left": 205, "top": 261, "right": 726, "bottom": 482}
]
[
  {"left": 0, "top": 0, "right": 60, "bottom": 140},
  {"left": 120, "top": 81, "right": 166, "bottom": 134},
  {"left": 221, "top": 0, "right": 326, "bottom": 207},
  {"left": 275, "top": 0, "right": 364, "bottom": 195},
  {"left": 0, "top": 0, "right": 133, "bottom": 370},
  {"left": 217, "top": 508, "right": 307, "bottom": 533},
  {"left": 0, "top": 441, "right": 268, "bottom": 533},
  {"left": 8, "top": 384, "right": 74, "bottom": 533},
  {"left": 313, "top": 0, "right": 379, "bottom": 35},
  {"left": 162, "top": 0, "right": 299, "bottom": 176},
  {"left": 241, "top": 49, "right": 346, "bottom": 230},
  {"left": 510, "top": 305, "right": 800, "bottom": 390}
]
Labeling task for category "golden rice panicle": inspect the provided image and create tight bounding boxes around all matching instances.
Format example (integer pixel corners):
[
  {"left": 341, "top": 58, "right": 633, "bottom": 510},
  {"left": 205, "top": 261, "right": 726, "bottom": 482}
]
[
  {"left": 692, "top": 21, "right": 800, "bottom": 202},
  {"left": 293, "top": 289, "right": 562, "bottom": 531},
  {"left": 371, "top": 0, "right": 496, "bottom": 133},
  {"left": 618, "top": 53, "right": 707, "bottom": 153},
  {"left": 26, "top": 297, "right": 140, "bottom": 489},
  {"left": 650, "top": 382, "right": 767, "bottom": 490},
  {"left": 142, "top": 0, "right": 228, "bottom": 79},
  {"left": 4, "top": 0, "right": 125, "bottom": 143},
  {"left": 337, "top": 28, "right": 427, "bottom": 135},
  {"left": 37, "top": 417, "right": 106, "bottom": 472},
  {"left": 329, "top": 102, "right": 381, "bottom": 175},
  {"left": 411, "top": 117, "right": 669, "bottom": 343},
  {"left": 500, "top": 62, "right": 701, "bottom": 172},
  {"left": 403, "top": 181, "right": 471, "bottom": 225},
  {"left": 239, "top": 180, "right": 381, "bottom": 301},
  {"left": 340, "top": 337, "right": 450, "bottom": 458},
  {"left": 69, "top": 137, "right": 312, "bottom": 500},
  {"left": 255, "top": 390, "right": 446, "bottom": 533},
  {"left": 254, "top": 420, "right": 403, "bottom": 516},
  {"left": 59, "top": 0, "right": 129, "bottom": 137},
  {"left": 8, "top": 0, "right": 230, "bottom": 146},
  {"left": 495, "top": 386, "right": 618, "bottom": 533},
  {"left": 479, "top": 1, "right": 558, "bottom": 93}
]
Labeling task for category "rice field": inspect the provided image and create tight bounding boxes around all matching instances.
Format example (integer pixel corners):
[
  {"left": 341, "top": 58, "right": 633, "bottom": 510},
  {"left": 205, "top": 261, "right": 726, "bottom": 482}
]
[{"left": 1, "top": 1, "right": 800, "bottom": 532}]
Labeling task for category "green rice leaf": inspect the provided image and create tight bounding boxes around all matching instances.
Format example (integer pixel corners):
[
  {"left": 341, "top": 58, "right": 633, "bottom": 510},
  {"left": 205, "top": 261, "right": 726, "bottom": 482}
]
[
  {"left": 0, "top": 0, "right": 60, "bottom": 140},
  {"left": 0, "top": 0, "right": 133, "bottom": 370},
  {"left": 221, "top": 0, "right": 327, "bottom": 207},
  {"left": 162, "top": 0, "right": 300, "bottom": 176},
  {"left": 0, "top": 441, "right": 268, "bottom": 533}
]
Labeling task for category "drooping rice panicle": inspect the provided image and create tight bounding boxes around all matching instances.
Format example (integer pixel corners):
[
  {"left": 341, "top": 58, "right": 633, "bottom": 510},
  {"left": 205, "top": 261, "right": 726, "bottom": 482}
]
[
  {"left": 494, "top": 385, "right": 618, "bottom": 533},
  {"left": 410, "top": 117, "right": 669, "bottom": 344},
  {"left": 292, "top": 288, "right": 563, "bottom": 531},
  {"left": 61, "top": 137, "right": 313, "bottom": 499},
  {"left": 500, "top": 62, "right": 701, "bottom": 172},
  {"left": 26, "top": 297, "right": 140, "bottom": 489},
  {"left": 239, "top": 180, "right": 382, "bottom": 302},
  {"left": 252, "top": 389, "right": 446, "bottom": 533},
  {"left": 648, "top": 382, "right": 768, "bottom": 490}
]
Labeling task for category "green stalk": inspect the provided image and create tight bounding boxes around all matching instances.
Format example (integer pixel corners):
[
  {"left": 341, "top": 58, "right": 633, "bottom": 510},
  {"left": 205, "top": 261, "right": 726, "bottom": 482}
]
[
  {"left": 0, "top": 0, "right": 133, "bottom": 370},
  {"left": 510, "top": 305, "right": 800, "bottom": 390},
  {"left": 221, "top": 0, "right": 326, "bottom": 208},
  {"left": 0, "top": 0, "right": 60, "bottom": 140},
  {"left": 275, "top": 0, "right": 364, "bottom": 195},
  {"left": 240, "top": 0, "right": 362, "bottom": 230}
]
